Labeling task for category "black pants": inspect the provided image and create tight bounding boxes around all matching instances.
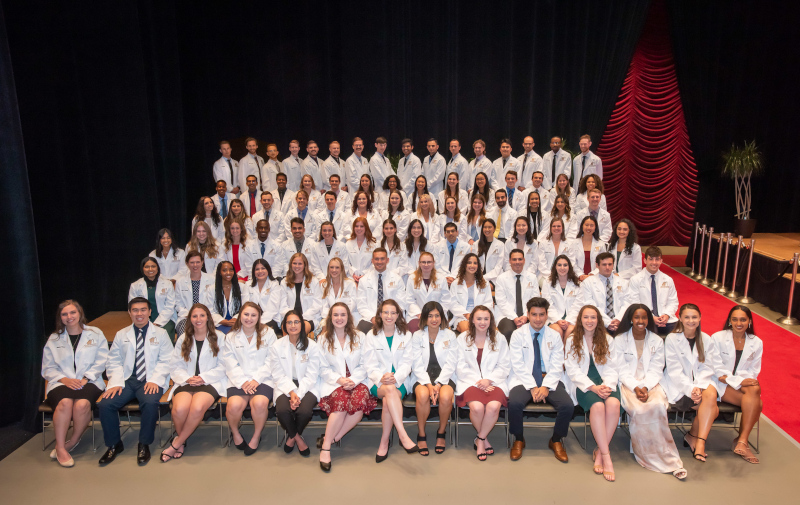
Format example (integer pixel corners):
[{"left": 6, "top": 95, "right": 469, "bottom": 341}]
[
  {"left": 654, "top": 321, "right": 677, "bottom": 336},
  {"left": 498, "top": 318, "right": 518, "bottom": 342},
  {"left": 275, "top": 392, "right": 316, "bottom": 438},
  {"left": 507, "top": 382, "right": 574, "bottom": 439},
  {"left": 357, "top": 320, "right": 373, "bottom": 335}
]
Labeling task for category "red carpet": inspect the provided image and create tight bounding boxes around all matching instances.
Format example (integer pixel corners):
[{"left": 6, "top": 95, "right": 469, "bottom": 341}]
[
  {"left": 661, "top": 255, "right": 686, "bottom": 268},
  {"left": 663, "top": 264, "right": 800, "bottom": 442}
]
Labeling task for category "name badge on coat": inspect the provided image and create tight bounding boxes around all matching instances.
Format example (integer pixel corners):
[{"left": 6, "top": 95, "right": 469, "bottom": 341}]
[{"left": 616, "top": 285, "right": 623, "bottom": 292}]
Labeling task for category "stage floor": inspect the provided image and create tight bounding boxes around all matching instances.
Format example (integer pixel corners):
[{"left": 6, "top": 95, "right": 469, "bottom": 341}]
[{"left": 716, "top": 232, "right": 800, "bottom": 263}]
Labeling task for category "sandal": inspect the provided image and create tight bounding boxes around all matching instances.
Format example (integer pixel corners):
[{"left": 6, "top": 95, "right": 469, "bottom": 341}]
[
  {"left": 592, "top": 447, "right": 604, "bottom": 475},
  {"left": 417, "top": 435, "right": 429, "bottom": 457},
  {"left": 475, "top": 436, "right": 488, "bottom": 462},
  {"left": 673, "top": 468, "right": 688, "bottom": 480},
  {"left": 473, "top": 436, "right": 494, "bottom": 456},
  {"left": 160, "top": 440, "right": 183, "bottom": 463},
  {"left": 733, "top": 440, "right": 760, "bottom": 464},
  {"left": 435, "top": 431, "right": 447, "bottom": 454},
  {"left": 684, "top": 434, "right": 706, "bottom": 462},
  {"left": 600, "top": 451, "right": 615, "bottom": 482}
]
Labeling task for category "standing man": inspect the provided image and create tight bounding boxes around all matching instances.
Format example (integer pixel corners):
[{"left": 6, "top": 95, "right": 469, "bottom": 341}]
[
  {"left": 344, "top": 137, "right": 370, "bottom": 193},
  {"left": 212, "top": 180, "right": 234, "bottom": 219},
  {"left": 314, "top": 190, "right": 350, "bottom": 240},
  {"left": 516, "top": 171, "right": 546, "bottom": 213},
  {"left": 269, "top": 172, "right": 297, "bottom": 215},
  {"left": 495, "top": 250, "right": 540, "bottom": 341},
  {"left": 445, "top": 139, "right": 470, "bottom": 191},
  {"left": 322, "top": 141, "right": 345, "bottom": 191},
  {"left": 242, "top": 174, "right": 263, "bottom": 218},
  {"left": 354, "top": 248, "right": 409, "bottom": 334},
  {"left": 396, "top": 138, "right": 421, "bottom": 197},
  {"left": 493, "top": 138, "right": 521, "bottom": 189},
  {"left": 251, "top": 192, "right": 285, "bottom": 243},
  {"left": 570, "top": 252, "right": 629, "bottom": 332},
  {"left": 468, "top": 139, "right": 494, "bottom": 191},
  {"left": 282, "top": 140, "right": 303, "bottom": 191},
  {"left": 625, "top": 246, "right": 679, "bottom": 335},
  {"left": 487, "top": 189, "right": 518, "bottom": 240},
  {"left": 541, "top": 136, "right": 571, "bottom": 190},
  {"left": 239, "top": 137, "right": 264, "bottom": 191},
  {"left": 517, "top": 136, "right": 542, "bottom": 192},
  {"left": 98, "top": 298, "right": 173, "bottom": 465},
  {"left": 370, "top": 136, "right": 393, "bottom": 190},
  {"left": 279, "top": 218, "right": 316, "bottom": 277},
  {"left": 572, "top": 135, "right": 603, "bottom": 192},
  {"left": 260, "top": 143, "right": 282, "bottom": 193},
  {"left": 213, "top": 140, "right": 240, "bottom": 195},
  {"left": 301, "top": 140, "right": 324, "bottom": 189},
  {"left": 422, "top": 138, "right": 446, "bottom": 195}
]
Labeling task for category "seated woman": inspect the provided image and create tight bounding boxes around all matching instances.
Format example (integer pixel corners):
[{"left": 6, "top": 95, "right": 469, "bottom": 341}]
[
  {"left": 543, "top": 173, "right": 577, "bottom": 214},
  {"left": 662, "top": 303, "right": 719, "bottom": 463},
  {"left": 309, "top": 221, "right": 349, "bottom": 282},
  {"left": 405, "top": 252, "right": 453, "bottom": 333},
  {"left": 437, "top": 172, "right": 470, "bottom": 216},
  {"left": 571, "top": 216, "right": 606, "bottom": 281},
  {"left": 271, "top": 310, "right": 322, "bottom": 456},
  {"left": 363, "top": 300, "right": 420, "bottom": 461},
  {"left": 41, "top": 300, "right": 109, "bottom": 467},
  {"left": 470, "top": 171, "right": 496, "bottom": 214},
  {"left": 379, "top": 174, "right": 410, "bottom": 211},
  {"left": 523, "top": 190, "right": 544, "bottom": 238},
  {"left": 541, "top": 254, "right": 580, "bottom": 342},
  {"left": 384, "top": 190, "right": 410, "bottom": 241},
  {"left": 128, "top": 257, "right": 176, "bottom": 341},
  {"left": 449, "top": 253, "right": 493, "bottom": 333},
  {"left": 606, "top": 219, "right": 642, "bottom": 280},
  {"left": 416, "top": 194, "right": 441, "bottom": 244},
  {"left": 317, "top": 302, "right": 377, "bottom": 471},
  {"left": 616, "top": 304, "right": 686, "bottom": 479},
  {"left": 464, "top": 194, "right": 487, "bottom": 246},
  {"left": 346, "top": 216, "right": 378, "bottom": 284},
  {"left": 221, "top": 220, "right": 254, "bottom": 281},
  {"left": 352, "top": 173, "right": 378, "bottom": 208},
  {"left": 221, "top": 301, "right": 277, "bottom": 455},
  {"left": 149, "top": 228, "right": 187, "bottom": 283},
  {"left": 411, "top": 301, "right": 458, "bottom": 456},
  {"left": 404, "top": 219, "right": 431, "bottom": 279},
  {"left": 279, "top": 253, "right": 322, "bottom": 335},
  {"left": 536, "top": 217, "right": 575, "bottom": 279},
  {"left": 472, "top": 218, "right": 505, "bottom": 286},
  {"left": 186, "top": 221, "right": 221, "bottom": 275},
  {"left": 249, "top": 259, "right": 282, "bottom": 336},
  {"left": 713, "top": 305, "right": 763, "bottom": 464},
  {"left": 564, "top": 304, "right": 621, "bottom": 482},
  {"left": 175, "top": 251, "right": 215, "bottom": 337},
  {"left": 224, "top": 198, "right": 255, "bottom": 237},
  {"left": 504, "top": 216, "right": 539, "bottom": 273},
  {"left": 204, "top": 261, "right": 251, "bottom": 334},
  {"left": 319, "top": 257, "right": 360, "bottom": 328},
  {"left": 453, "top": 305, "right": 510, "bottom": 461},
  {"left": 409, "top": 174, "right": 431, "bottom": 213},
  {"left": 540, "top": 194, "right": 577, "bottom": 241},
  {"left": 191, "top": 196, "right": 225, "bottom": 243},
  {"left": 437, "top": 195, "right": 469, "bottom": 243},
  {"left": 575, "top": 174, "right": 608, "bottom": 213},
  {"left": 345, "top": 190, "right": 383, "bottom": 239},
  {"left": 380, "top": 219, "right": 409, "bottom": 275},
  {"left": 161, "top": 303, "right": 226, "bottom": 462}
]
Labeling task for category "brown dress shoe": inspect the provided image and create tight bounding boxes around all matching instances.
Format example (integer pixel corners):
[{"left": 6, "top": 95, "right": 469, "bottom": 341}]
[
  {"left": 548, "top": 439, "right": 568, "bottom": 462},
  {"left": 510, "top": 440, "right": 525, "bottom": 460}
]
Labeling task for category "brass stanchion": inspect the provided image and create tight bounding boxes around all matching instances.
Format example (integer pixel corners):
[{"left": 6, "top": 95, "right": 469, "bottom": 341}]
[
  {"left": 777, "top": 253, "right": 799, "bottom": 326},
  {"left": 694, "top": 225, "right": 707, "bottom": 281},
  {"left": 700, "top": 227, "right": 714, "bottom": 286},
  {"left": 736, "top": 239, "right": 756, "bottom": 304},
  {"left": 716, "top": 234, "right": 732, "bottom": 294},
  {"left": 710, "top": 233, "right": 725, "bottom": 290},
  {"left": 689, "top": 222, "right": 700, "bottom": 277},
  {"left": 726, "top": 235, "right": 743, "bottom": 299}
]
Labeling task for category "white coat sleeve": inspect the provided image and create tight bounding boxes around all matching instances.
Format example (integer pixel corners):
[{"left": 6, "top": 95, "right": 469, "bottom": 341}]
[
  {"left": 270, "top": 344, "right": 296, "bottom": 396},
  {"left": 411, "top": 333, "right": 432, "bottom": 386},
  {"left": 645, "top": 337, "right": 665, "bottom": 391},
  {"left": 564, "top": 343, "right": 595, "bottom": 393},
  {"left": 486, "top": 339, "right": 511, "bottom": 387},
  {"left": 727, "top": 340, "right": 762, "bottom": 389},
  {"left": 665, "top": 338, "right": 696, "bottom": 398},
  {"left": 41, "top": 344, "right": 66, "bottom": 385},
  {"left": 83, "top": 336, "right": 109, "bottom": 382},
  {"left": 168, "top": 338, "right": 191, "bottom": 385},
  {"left": 394, "top": 339, "right": 415, "bottom": 387},
  {"left": 297, "top": 345, "right": 321, "bottom": 399},
  {"left": 151, "top": 334, "right": 175, "bottom": 388},
  {"left": 509, "top": 331, "right": 536, "bottom": 391},
  {"left": 362, "top": 335, "right": 383, "bottom": 386},
  {"left": 221, "top": 337, "right": 249, "bottom": 388},
  {"left": 154, "top": 283, "right": 176, "bottom": 327},
  {"left": 105, "top": 336, "right": 126, "bottom": 389}
]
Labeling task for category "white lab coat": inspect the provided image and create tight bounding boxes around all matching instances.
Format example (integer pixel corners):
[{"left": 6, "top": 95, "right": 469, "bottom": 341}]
[
  {"left": 220, "top": 239, "right": 259, "bottom": 279},
  {"left": 221, "top": 327, "right": 277, "bottom": 388},
  {"left": 436, "top": 188, "right": 470, "bottom": 216},
  {"left": 572, "top": 151, "right": 603, "bottom": 193},
  {"left": 278, "top": 276, "right": 322, "bottom": 323},
  {"left": 363, "top": 328, "right": 416, "bottom": 392},
  {"left": 355, "top": 268, "right": 409, "bottom": 324},
  {"left": 508, "top": 324, "right": 565, "bottom": 391},
  {"left": 542, "top": 188, "right": 578, "bottom": 215},
  {"left": 270, "top": 337, "right": 321, "bottom": 401},
  {"left": 448, "top": 280, "right": 494, "bottom": 326},
  {"left": 416, "top": 213, "right": 441, "bottom": 245},
  {"left": 600, "top": 243, "right": 642, "bottom": 280},
  {"left": 369, "top": 152, "right": 393, "bottom": 190},
  {"left": 128, "top": 276, "right": 176, "bottom": 326},
  {"left": 573, "top": 207, "right": 613, "bottom": 242},
  {"left": 517, "top": 150, "right": 543, "bottom": 188},
  {"left": 212, "top": 192, "right": 235, "bottom": 218},
  {"left": 711, "top": 330, "right": 763, "bottom": 399},
  {"left": 321, "top": 156, "right": 345, "bottom": 191},
  {"left": 249, "top": 237, "right": 286, "bottom": 276},
  {"left": 486, "top": 205, "right": 518, "bottom": 240},
  {"left": 494, "top": 269, "right": 540, "bottom": 321},
  {"left": 540, "top": 149, "right": 572, "bottom": 190},
  {"left": 312, "top": 207, "right": 351, "bottom": 242},
  {"left": 434, "top": 239, "right": 471, "bottom": 278},
  {"left": 270, "top": 188, "right": 298, "bottom": 215},
  {"left": 213, "top": 157, "right": 239, "bottom": 192},
  {"left": 662, "top": 332, "right": 718, "bottom": 403},
  {"left": 422, "top": 152, "right": 447, "bottom": 195},
  {"left": 317, "top": 331, "right": 370, "bottom": 398},
  {"left": 536, "top": 238, "right": 576, "bottom": 278},
  {"left": 191, "top": 216, "right": 226, "bottom": 245},
  {"left": 574, "top": 192, "right": 608, "bottom": 214},
  {"left": 467, "top": 156, "right": 494, "bottom": 191},
  {"left": 471, "top": 239, "right": 505, "bottom": 283},
  {"left": 444, "top": 154, "right": 471, "bottom": 191},
  {"left": 240, "top": 190, "right": 263, "bottom": 217},
  {"left": 42, "top": 327, "right": 109, "bottom": 395},
  {"left": 343, "top": 210, "right": 383, "bottom": 239},
  {"left": 436, "top": 214, "right": 470, "bottom": 244},
  {"left": 515, "top": 186, "right": 548, "bottom": 213},
  {"left": 383, "top": 242, "right": 410, "bottom": 276},
  {"left": 463, "top": 215, "right": 485, "bottom": 244},
  {"left": 625, "top": 268, "right": 679, "bottom": 323},
  {"left": 279, "top": 238, "right": 316, "bottom": 279},
  {"left": 503, "top": 238, "right": 539, "bottom": 274},
  {"left": 260, "top": 159, "right": 282, "bottom": 192},
  {"left": 173, "top": 272, "right": 215, "bottom": 321},
  {"left": 396, "top": 153, "right": 422, "bottom": 196},
  {"left": 540, "top": 212, "right": 578, "bottom": 242},
  {"left": 106, "top": 324, "right": 173, "bottom": 390},
  {"left": 564, "top": 334, "right": 621, "bottom": 404},
  {"left": 405, "top": 274, "right": 453, "bottom": 318},
  {"left": 238, "top": 154, "right": 264, "bottom": 191},
  {"left": 281, "top": 155, "right": 304, "bottom": 191},
  {"left": 301, "top": 155, "right": 325, "bottom": 189},
  {"left": 299, "top": 188, "right": 325, "bottom": 214},
  {"left": 569, "top": 237, "right": 608, "bottom": 275},
  {"left": 251, "top": 208, "right": 285, "bottom": 243},
  {"left": 570, "top": 274, "right": 629, "bottom": 327},
  {"left": 498, "top": 187, "right": 526, "bottom": 212},
  {"left": 223, "top": 214, "right": 255, "bottom": 237},
  {"left": 452, "top": 331, "right": 511, "bottom": 396},
  {"left": 615, "top": 329, "right": 665, "bottom": 392},
  {"left": 412, "top": 328, "right": 459, "bottom": 385},
  {"left": 540, "top": 277, "right": 581, "bottom": 325},
  {"left": 309, "top": 239, "right": 350, "bottom": 280},
  {"left": 149, "top": 248, "right": 187, "bottom": 281},
  {"left": 203, "top": 281, "right": 252, "bottom": 325},
  {"left": 344, "top": 154, "right": 370, "bottom": 192},
  {"left": 345, "top": 238, "right": 378, "bottom": 277},
  {"left": 167, "top": 332, "right": 228, "bottom": 399},
  {"left": 249, "top": 278, "right": 282, "bottom": 325},
  {"left": 376, "top": 189, "right": 410, "bottom": 214},
  {"left": 319, "top": 278, "right": 360, "bottom": 323},
  {"left": 492, "top": 156, "right": 522, "bottom": 190},
  {"left": 282, "top": 206, "right": 318, "bottom": 240},
  {"left": 386, "top": 210, "right": 411, "bottom": 241}
]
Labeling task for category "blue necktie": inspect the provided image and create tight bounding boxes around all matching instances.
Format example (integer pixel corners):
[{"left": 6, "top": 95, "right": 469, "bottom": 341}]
[
  {"left": 651, "top": 274, "right": 660, "bottom": 316},
  {"left": 329, "top": 211, "right": 334, "bottom": 223},
  {"left": 261, "top": 243, "right": 266, "bottom": 258},
  {"left": 220, "top": 197, "right": 227, "bottom": 218},
  {"left": 532, "top": 332, "right": 543, "bottom": 387}
]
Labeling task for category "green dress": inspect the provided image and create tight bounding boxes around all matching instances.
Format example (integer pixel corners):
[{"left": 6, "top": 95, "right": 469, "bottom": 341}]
[
  {"left": 146, "top": 284, "right": 176, "bottom": 342},
  {"left": 575, "top": 354, "right": 620, "bottom": 411},
  {"left": 369, "top": 335, "right": 407, "bottom": 398}
]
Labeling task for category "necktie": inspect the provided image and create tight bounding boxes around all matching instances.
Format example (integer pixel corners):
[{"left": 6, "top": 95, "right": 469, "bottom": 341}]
[
  {"left": 651, "top": 274, "right": 660, "bottom": 316},
  {"left": 503, "top": 157, "right": 508, "bottom": 168},
  {"left": 220, "top": 197, "right": 227, "bottom": 218},
  {"left": 250, "top": 192, "right": 257, "bottom": 216},
  {"left": 606, "top": 277, "right": 615, "bottom": 319},
  {"left": 265, "top": 210, "right": 270, "bottom": 221},
  {"left": 449, "top": 244, "right": 455, "bottom": 271},
  {"left": 226, "top": 158, "right": 234, "bottom": 185},
  {"left": 377, "top": 273, "right": 384, "bottom": 308},
  {"left": 261, "top": 243, "right": 266, "bottom": 257},
  {"left": 508, "top": 187, "right": 515, "bottom": 203},
  {"left": 494, "top": 208, "right": 502, "bottom": 238},
  {"left": 581, "top": 154, "right": 587, "bottom": 180},
  {"left": 135, "top": 326, "right": 146, "bottom": 381},
  {"left": 329, "top": 211, "right": 334, "bottom": 223},
  {"left": 295, "top": 240, "right": 302, "bottom": 253},
  {"left": 590, "top": 209, "right": 598, "bottom": 219},
  {"left": 532, "top": 332, "right": 543, "bottom": 387},
  {"left": 551, "top": 154, "right": 557, "bottom": 183},
  {"left": 515, "top": 274, "right": 523, "bottom": 317}
]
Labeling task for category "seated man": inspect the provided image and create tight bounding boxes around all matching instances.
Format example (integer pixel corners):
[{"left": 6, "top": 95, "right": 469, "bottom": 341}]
[
  {"left": 569, "top": 252, "right": 629, "bottom": 333},
  {"left": 625, "top": 246, "right": 679, "bottom": 335},
  {"left": 495, "top": 250, "right": 540, "bottom": 341},
  {"left": 354, "top": 248, "right": 409, "bottom": 334}
]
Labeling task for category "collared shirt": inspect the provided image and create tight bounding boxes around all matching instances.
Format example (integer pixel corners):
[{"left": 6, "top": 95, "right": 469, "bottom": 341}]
[
  {"left": 506, "top": 186, "right": 515, "bottom": 201},
  {"left": 249, "top": 153, "right": 260, "bottom": 165},
  {"left": 528, "top": 325, "right": 547, "bottom": 373},
  {"left": 298, "top": 207, "right": 308, "bottom": 220}
]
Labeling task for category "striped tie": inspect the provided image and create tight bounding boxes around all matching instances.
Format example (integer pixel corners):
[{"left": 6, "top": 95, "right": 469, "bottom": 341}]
[{"left": 135, "top": 327, "right": 146, "bottom": 381}]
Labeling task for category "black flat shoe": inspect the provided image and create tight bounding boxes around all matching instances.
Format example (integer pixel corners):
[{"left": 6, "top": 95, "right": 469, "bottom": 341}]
[
  {"left": 403, "top": 442, "right": 419, "bottom": 454},
  {"left": 319, "top": 448, "right": 331, "bottom": 472},
  {"left": 98, "top": 441, "right": 124, "bottom": 465},
  {"left": 299, "top": 446, "right": 311, "bottom": 457},
  {"left": 283, "top": 442, "right": 295, "bottom": 454},
  {"left": 244, "top": 438, "right": 260, "bottom": 456},
  {"left": 137, "top": 443, "right": 151, "bottom": 465},
  {"left": 232, "top": 434, "right": 247, "bottom": 451}
]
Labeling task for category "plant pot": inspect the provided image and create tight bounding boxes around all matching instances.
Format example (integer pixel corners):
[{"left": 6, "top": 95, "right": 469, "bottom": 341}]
[{"left": 734, "top": 218, "right": 757, "bottom": 238}]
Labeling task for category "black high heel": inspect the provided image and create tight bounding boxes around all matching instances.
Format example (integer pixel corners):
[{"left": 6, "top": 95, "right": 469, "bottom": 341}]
[
  {"left": 319, "top": 448, "right": 331, "bottom": 472},
  {"left": 417, "top": 435, "right": 429, "bottom": 457},
  {"left": 298, "top": 435, "right": 310, "bottom": 457},
  {"left": 475, "top": 436, "right": 488, "bottom": 461},
  {"left": 684, "top": 433, "right": 707, "bottom": 462}
]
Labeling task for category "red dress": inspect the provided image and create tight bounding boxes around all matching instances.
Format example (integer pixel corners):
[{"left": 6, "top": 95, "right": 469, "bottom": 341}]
[
  {"left": 584, "top": 250, "right": 592, "bottom": 274},
  {"left": 317, "top": 364, "right": 377, "bottom": 415},
  {"left": 456, "top": 348, "right": 508, "bottom": 407}
]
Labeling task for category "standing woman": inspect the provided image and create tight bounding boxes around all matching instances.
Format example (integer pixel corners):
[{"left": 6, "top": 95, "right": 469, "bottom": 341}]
[
  {"left": 575, "top": 174, "right": 608, "bottom": 213},
  {"left": 380, "top": 219, "right": 409, "bottom": 275},
  {"left": 453, "top": 306, "right": 510, "bottom": 461},
  {"left": 473, "top": 219, "right": 505, "bottom": 285},
  {"left": 149, "top": 228, "right": 187, "bottom": 283},
  {"left": 319, "top": 257, "right": 360, "bottom": 327},
  {"left": 524, "top": 191, "right": 544, "bottom": 238},
  {"left": 470, "top": 172, "right": 496, "bottom": 214},
  {"left": 541, "top": 255, "right": 580, "bottom": 342},
  {"left": 271, "top": 310, "right": 322, "bottom": 456},
  {"left": 41, "top": 300, "right": 109, "bottom": 467},
  {"left": 449, "top": 253, "right": 493, "bottom": 333},
  {"left": 662, "top": 303, "right": 719, "bottom": 463},
  {"left": 363, "top": 300, "right": 420, "bottom": 461},
  {"left": 204, "top": 261, "right": 250, "bottom": 334},
  {"left": 564, "top": 305, "right": 621, "bottom": 482},
  {"left": 192, "top": 196, "right": 225, "bottom": 243},
  {"left": 224, "top": 198, "right": 255, "bottom": 237},
  {"left": 409, "top": 174, "right": 431, "bottom": 213},
  {"left": 346, "top": 190, "right": 383, "bottom": 239},
  {"left": 607, "top": 219, "right": 642, "bottom": 279},
  {"left": 416, "top": 194, "right": 441, "bottom": 244},
  {"left": 128, "top": 257, "right": 176, "bottom": 341},
  {"left": 437, "top": 195, "right": 469, "bottom": 242},
  {"left": 464, "top": 194, "right": 488, "bottom": 246},
  {"left": 571, "top": 216, "right": 605, "bottom": 280},
  {"left": 544, "top": 173, "right": 576, "bottom": 213},
  {"left": 615, "top": 304, "right": 686, "bottom": 479},
  {"left": 713, "top": 305, "right": 763, "bottom": 464},
  {"left": 346, "top": 217, "right": 377, "bottom": 283},
  {"left": 161, "top": 303, "right": 227, "bottom": 462},
  {"left": 411, "top": 301, "right": 458, "bottom": 456},
  {"left": 437, "top": 172, "right": 469, "bottom": 216},
  {"left": 504, "top": 216, "right": 539, "bottom": 273},
  {"left": 540, "top": 195, "right": 576, "bottom": 241},
  {"left": 186, "top": 221, "right": 221, "bottom": 275},
  {"left": 379, "top": 174, "right": 409, "bottom": 210},
  {"left": 174, "top": 251, "right": 215, "bottom": 337},
  {"left": 354, "top": 173, "right": 378, "bottom": 207},
  {"left": 309, "top": 221, "right": 350, "bottom": 281},
  {"left": 384, "top": 190, "right": 410, "bottom": 240},
  {"left": 221, "top": 301, "right": 277, "bottom": 455},
  {"left": 249, "top": 259, "right": 282, "bottom": 335},
  {"left": 405, "top": 252, "right": 453, "bottom": 333},
  {"left": 279, "top": 253, "right": 322, "bottom": 335},
  {"left": 536, "top": 218, "right": 575, "bottom": 279},
  {"left": 404, "top": 219, "right": 430, "bottom": 279},
  {"left": 317, "top": 303, "right": 377, "bottom": 471},
  {"left": 299, "top": 174, "right": 324, "bottom": 213},
  {"left": 222, "top": 221, "right": 254, "bottom": 281}
]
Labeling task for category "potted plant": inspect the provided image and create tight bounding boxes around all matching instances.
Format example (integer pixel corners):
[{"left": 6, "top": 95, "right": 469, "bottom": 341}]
[{"left": 721, "top": 140, "right": 763, "bottom": 238}]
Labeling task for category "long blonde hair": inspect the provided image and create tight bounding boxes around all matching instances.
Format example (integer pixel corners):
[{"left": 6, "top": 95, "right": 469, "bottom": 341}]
[
  {"left": 413, "top": 252, "right": 439, "bottom": 289},
  {"left": 285, "top": 252, "right": 314, "bottom": 288},
  {"left": 322, "top": 257, "right": 350, "bottom": 298},
  {"left": 416, "top": 194, "right": 435, "bottom": 219},
  {"left": 188, "top": 221, "right": 218, "bottom": 258}
]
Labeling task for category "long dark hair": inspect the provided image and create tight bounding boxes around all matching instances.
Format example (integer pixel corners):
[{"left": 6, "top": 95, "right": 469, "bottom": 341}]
[
  {"left": 476, "top": 218, "right": 497, "bottom": 257},
  {"left": 466, "top": 305, "right": 498, "bottom": 351},
  {"left": 608, "top": 219, "right": 637, "bottom": 255},
  {"left": 722, "top": 305, "right": 756, "bottom": 336},
  {"left": 386, "top": 189, "right": 406, "bottom": 215},
  {"left": 155, "top": 228, "right": 179, "bottom": 259},
  {"left": 615, "top": 303, "right": 657, "bottom": 336},
  {"left": 141, "top": 257, "right": 161, "bottom": 284},
  {"left": 546, "top": 217, "right": 567, "bottom": 242},
  {"left": 410, "top": 175, "right": 430, "bottom": 212},
  {"left": 373, "top": 299, "right": 408, "bottom": 335},
  {"left": 512, "top": 216, "right": 534, "bottom": 246},
  {"left": 182, "top": 303, "right": 219, "bottom": 361},
  {"left": 527, "top": 191, "right": 542, "bottom": 234},
  {"left": 550, "top": 194, "right": 572, "bottom": 220},
  {"left": 549, "top": 254, "right": 581, "bottom": 287},
  {"left": 456, "top": 253, "right": 487, "bottom": 289},
  {"left": 382, "top": 174, "right": 402, "bottom": 191},
  {"left": 470, "top": 171, "right": 491, "bottom": 205},
  {"left": 195, "top": 196, "right": 221, "bottom": 226},
  {"left": 351, "top": 189, "right": 374, "bottom": 213},
  {"left": 419, "top": 301, "right": 446, "bottom": 332},
  {"left": 578, "top": 173, "right": 605, "bottom": 195},
  {"left": 404, "top": 219, "right": 428, "bottom": 257},
  {"left": 672, "top": 303, "right": 705, "bottom": 363},
  {"left": 576, "top": 215, "right": 600, "bottom": 241},
  {"left": 281, "top": 310, "right": 308, "bottom": 351},
  {"left": 214, "top": 261, "right": 242, "bottom": 316},
  {"left": 380, "top": 219, "right": 401, "bottom": 254},
  {"left": 249, "top": 258, "right": 275, "bottom": 287}
]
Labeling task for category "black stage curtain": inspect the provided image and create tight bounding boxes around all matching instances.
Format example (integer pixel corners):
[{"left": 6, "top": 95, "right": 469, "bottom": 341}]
[{"left": 668, "top": 0, "right": 800, "bottom": 235}]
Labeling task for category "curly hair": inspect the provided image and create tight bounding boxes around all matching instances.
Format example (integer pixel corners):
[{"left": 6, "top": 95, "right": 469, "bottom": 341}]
[
  {"left": 466, "top": 306, "right": 498, "bottom": 351},
  {"left": 569, "top": 305, "right": 610, "bottom": 365},
  {"left": 322, "top": 302, "right": 359, "bottom": 353},
  {"left": 456, "top": 253, "right": 487, "bottom": 289}
]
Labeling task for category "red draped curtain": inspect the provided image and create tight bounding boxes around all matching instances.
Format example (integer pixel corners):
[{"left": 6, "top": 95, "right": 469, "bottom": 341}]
[{"left": 597, "top": 0, "right": 698, "bottom": 246}]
